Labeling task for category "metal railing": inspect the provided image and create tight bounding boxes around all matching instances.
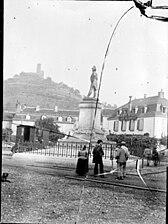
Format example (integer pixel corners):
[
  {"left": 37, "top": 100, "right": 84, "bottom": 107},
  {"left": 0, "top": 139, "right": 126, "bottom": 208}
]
[{"left": 16, "top": 141, "right": 117, "bottom": 159}]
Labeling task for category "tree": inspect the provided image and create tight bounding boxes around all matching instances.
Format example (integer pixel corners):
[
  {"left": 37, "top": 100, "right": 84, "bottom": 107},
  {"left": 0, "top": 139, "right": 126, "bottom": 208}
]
[
  {"left": 2, "top": 128, "right": 13, "bottom": 142},
  {"left": 160, "top": 136, "right": 167, "bottom": 146},
  {"left": 35, "top": 117, "right": 65, "bottom": 143}
]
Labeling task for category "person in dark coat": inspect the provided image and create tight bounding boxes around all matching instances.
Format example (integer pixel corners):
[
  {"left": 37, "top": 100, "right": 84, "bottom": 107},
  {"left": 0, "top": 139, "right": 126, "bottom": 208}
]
[
  {"left": 152, "top": 146, "right": 159, "bottom": 166},
  {"left": 76, "top": 145, "right": 88, "bottom": 176},
  {"left": 92, "top": 140, "right": 105, "bottom": 177}
]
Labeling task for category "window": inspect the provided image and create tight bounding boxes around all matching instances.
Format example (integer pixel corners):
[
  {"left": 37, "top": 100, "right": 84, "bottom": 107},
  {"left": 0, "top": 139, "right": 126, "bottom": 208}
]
[
  {"left": 123, "top": 110, "right": 127, "bottom": 115},
  {"left": 131, "top": 108, "right": 135, "bottom": 114},
  {"left": 141, "top": 107, "right": 144, "bottom": 113},
  {"left": 36, "top": 129, "right": 42, "bottom": 137},
  {"left": 113, "top": 121, "right": 119, "bottom": 132},
  {"left": 160, "top": 105, "right": 166, "bottom": 113},
  {"left": 58, "top": 116, "right": 63, "bottom": 122},
  {"left": 163, "top": 107, "right": 166, "bottom": 113},
  {"left": 21, "top": 127, "right": 24, "bottom": 136},
  {"left": 129, "top": 120, "right": 135, "bottom": 131},
  {"left": 66, "top": 116, "right": 72, "bottom": 122},
  {"left": 137, "top": 119, "right": 144, "bottom": 131},
  {"left": 26, "top": 114, "right": 30, "bottom": 120},
  {"left": 121, "top": 120, "right": 127, "bottom": 131},
  {"left": 41, "top": 115, "right": 47, "bottom": 120}
]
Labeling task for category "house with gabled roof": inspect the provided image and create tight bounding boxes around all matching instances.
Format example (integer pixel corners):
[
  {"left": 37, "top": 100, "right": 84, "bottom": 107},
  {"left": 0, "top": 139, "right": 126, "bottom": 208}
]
[
  {"left": 107, "top": 90, "right": 167, "bottom": 138},
  {"left": 3, "top": 101, "right": 115, "bottom": 138},
  {"left": 8, "top": 103, "right": 79, "bottom": 136}
]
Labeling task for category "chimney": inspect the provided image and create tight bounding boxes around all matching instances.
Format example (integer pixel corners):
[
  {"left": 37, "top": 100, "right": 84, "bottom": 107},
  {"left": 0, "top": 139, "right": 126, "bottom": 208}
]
[
  {"left": 128, "top": 96, "right": 132, "bottom": 111},
  {"left": 144, "top": 94, "right": 147, "bottom": 98},
  {"left": 36, "top": 105, "right": 40, "bottom": 111},
  {"left": 144, "top": 104, "right": 148, "bottom": 113},
  {"left": 158, "top": 89, "right": 164, "bottom": 98},
  {"left": 135, "top": 106, "right": 138, "bottom": 113},
  {"left": 16, "top": 101, "right": 22, "bottom": 113},
  {"left": 36, "top": 63, "right": 41, "bottom": 74},
  {"left": 54, "top": 106, "right": 58, "bottom": 112}
]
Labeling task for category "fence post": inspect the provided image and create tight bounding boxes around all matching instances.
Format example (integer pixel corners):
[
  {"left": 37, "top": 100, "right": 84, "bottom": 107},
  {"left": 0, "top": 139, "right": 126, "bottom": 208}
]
[
  {"left": 110, "top": 145, "right": 113, "bottom": 170},
  {"left": 70, "top": 144, "right": 72, "bottom": 158},
  {"left": 61, "top": 143, "right": 64, "bottom": 157},
  {"left": 142, "top": 157, "right": 144, "bottom": 168},
  {"left": 53, "top": 144, "right": 55, "bottom": 156},
  {"left": 166, "top": 166, "right": 168, "bottom": 224},
  {"left": 57, "top": 142, "right": 60, "bottom": 156},
  {"left": 75, "top": 143, "right": 77, "bottom": 158},
  {"left": 66, "top": 143, "right": 68, "bottom": 157},
  {"left": 104, "top": 143, "right": 107, "bottom": 159}
]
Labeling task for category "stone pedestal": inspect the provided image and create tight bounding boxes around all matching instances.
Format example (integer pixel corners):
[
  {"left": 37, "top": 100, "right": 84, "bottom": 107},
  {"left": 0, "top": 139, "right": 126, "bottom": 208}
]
[{"left": 73, "top": 97, "right": 105, "bottom": 141}]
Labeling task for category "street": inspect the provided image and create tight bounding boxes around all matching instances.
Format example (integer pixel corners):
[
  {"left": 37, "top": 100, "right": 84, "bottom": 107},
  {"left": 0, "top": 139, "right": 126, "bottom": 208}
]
[{"left": 1, "top": 154, "right": 166, "bottom": 224}]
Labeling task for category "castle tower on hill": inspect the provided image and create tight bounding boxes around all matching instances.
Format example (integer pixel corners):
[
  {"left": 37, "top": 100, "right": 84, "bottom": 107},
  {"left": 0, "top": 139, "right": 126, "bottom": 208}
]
[{"left": 36, "top": 63, "right": 44, "bottom": 79}]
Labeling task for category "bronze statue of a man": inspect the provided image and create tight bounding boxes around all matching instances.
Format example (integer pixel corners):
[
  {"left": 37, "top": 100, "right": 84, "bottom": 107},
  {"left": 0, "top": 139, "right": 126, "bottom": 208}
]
[{"left": 87, "top": 66, "right": 98, "bottom": 98}]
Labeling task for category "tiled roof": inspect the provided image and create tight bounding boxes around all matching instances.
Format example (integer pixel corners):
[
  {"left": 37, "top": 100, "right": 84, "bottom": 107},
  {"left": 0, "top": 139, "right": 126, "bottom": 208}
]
[
  {"left": 121, "top": 96, "right": 168, "bottom": 109},
  {"left": 12, "top": 112, "right": 77, "bottom": 123},
  {"left": 21, "top": 108, "right": 79, "bottom": 117},
  {"left": 3, "top": 112, "right": 15, "bottom": 120},
  {"left": 22, "top": 107, "right": 36, "bottom": 113},
  {"left": 3, "top": 107, "right": 16, "bottom": 113},
  {"left": 108, "top": 95, "right": 168, "bottom": 120},
  {"left": 55, "top": 110, "right": 79, "bottom": 117}
]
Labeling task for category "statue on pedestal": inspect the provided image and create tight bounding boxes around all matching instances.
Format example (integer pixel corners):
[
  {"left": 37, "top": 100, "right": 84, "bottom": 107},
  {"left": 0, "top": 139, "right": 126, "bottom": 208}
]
[{"left": 87, "top": 66, "right": 98, "bottom": 98}]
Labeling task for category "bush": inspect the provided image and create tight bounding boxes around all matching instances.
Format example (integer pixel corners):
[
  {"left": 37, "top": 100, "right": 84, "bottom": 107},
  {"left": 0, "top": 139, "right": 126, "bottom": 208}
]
[
  {"left": 106, "top": 134, "right": 157, "bottom": 157},
  {"left": 160, "top": 136, "right": 167, "bottom": 146},
  {"left": 2, "top": 128, "right": 13, "bottom": 142}
]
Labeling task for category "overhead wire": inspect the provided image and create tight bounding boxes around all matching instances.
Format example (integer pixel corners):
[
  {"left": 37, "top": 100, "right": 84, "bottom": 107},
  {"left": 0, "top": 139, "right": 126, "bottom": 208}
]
[
  {"left": 88, "top": 5, "right": 135, "bottom": 151},
  {"left": 75, "top": 6, "right": 135, "bottom": 224}
]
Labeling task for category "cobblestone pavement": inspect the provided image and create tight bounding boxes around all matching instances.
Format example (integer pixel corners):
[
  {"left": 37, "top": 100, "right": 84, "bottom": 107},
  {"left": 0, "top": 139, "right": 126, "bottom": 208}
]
[{"left": 1, "top": 154, "right": 166, "bottom": 224}]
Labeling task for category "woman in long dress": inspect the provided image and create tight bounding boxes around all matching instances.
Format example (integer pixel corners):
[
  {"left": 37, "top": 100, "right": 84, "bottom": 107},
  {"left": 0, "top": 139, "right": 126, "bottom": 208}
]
[{"left": 76, "top": 145, "right": 88, "bottom": 176}]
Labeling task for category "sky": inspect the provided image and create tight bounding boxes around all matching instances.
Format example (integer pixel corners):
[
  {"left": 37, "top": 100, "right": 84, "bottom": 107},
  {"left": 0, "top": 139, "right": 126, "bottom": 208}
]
[{"left": 4, "top": 0, "right": 168, "bottom": 107}]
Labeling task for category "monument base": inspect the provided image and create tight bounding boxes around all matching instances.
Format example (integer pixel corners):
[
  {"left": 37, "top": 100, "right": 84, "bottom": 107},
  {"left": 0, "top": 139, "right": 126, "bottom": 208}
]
[
  {"left": 73, "top": 128, "right": 106, "bottom": 142},
  {"left": 70, "top": 97, "right": 107, "bottom": 142}
]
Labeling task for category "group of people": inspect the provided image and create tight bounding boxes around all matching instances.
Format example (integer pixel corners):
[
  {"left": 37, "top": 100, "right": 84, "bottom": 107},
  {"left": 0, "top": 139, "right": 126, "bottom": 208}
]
[
  {"left": 76, "top": 139, "right": 160, "bottom": 179},
  {"left": 76, "top": 139, "right": 130, "bottom": 180},
  {"left": 76, "top": 140, "right": 105, "bottom": 177},
  {"left": 143, "top": 145, "right": 159, "bottom": 166}
]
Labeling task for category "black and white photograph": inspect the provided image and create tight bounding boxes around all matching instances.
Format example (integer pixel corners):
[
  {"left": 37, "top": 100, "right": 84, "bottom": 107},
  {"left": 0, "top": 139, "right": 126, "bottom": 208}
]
[{"left": 2, "top": 0, "right": 168, "bottom": 223}]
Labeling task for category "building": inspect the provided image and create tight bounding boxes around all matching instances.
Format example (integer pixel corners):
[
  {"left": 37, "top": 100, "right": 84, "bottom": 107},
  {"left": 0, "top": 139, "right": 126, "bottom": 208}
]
[
  {"left": 2, "top": 112, "right": 15, "bottom": 129},
  {"left": 107, "top": 90, "right": 168, "bottom": 138},
  {"left": 16, "top": 124, "right": 50, "bottom": 146},
  {"left": 19, "top": 63, "right": 44, "bottom": 80},
  {"left": 3, "top": 103, "right": 80, "bottom": 136},
  {"left": 3, "top": 102, "right": 114, "bottom": 139}
]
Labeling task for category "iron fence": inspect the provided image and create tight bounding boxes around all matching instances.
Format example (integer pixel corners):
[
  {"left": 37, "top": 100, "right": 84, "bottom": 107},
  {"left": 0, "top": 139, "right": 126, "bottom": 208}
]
[
  {"left": 15, "top": 141, "right": 117, "bottom": 159},
  {"left": 4, "top": 140, "right": 144, "bottom": 159}
]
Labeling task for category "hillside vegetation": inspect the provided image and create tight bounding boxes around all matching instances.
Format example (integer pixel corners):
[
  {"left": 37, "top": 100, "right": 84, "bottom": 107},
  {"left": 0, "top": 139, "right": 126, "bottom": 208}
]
[{"left": 3, "top": 73, "right": 83, "bottom": 110}]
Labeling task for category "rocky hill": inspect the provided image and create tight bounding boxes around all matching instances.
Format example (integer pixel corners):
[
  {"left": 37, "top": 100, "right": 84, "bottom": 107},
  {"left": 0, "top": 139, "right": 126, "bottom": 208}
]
[{"left": 3, "top": 72, "right": 83, "bottom": 111}]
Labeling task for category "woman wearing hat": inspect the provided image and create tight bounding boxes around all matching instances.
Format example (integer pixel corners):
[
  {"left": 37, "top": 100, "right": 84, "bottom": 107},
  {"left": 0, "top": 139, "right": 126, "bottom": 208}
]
[{"left": 76, "top": 145, "right": 88, "bottom": 176}]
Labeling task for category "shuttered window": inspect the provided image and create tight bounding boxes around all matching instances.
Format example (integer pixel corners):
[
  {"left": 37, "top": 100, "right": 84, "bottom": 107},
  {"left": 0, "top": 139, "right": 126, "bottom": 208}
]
[
  {"left": 113, "top": 121, "right": 119, "bottom": 132},
  {"left": 21, "top": 127, "right": 24, "bottom": 136},
  {"left": 137, "top": 119, "right": 144, "bottom": 131},
  {"left": 121, "top": 120, "right": 127, "bottom": 131},
  {"left": 129, "top": 120, "right": 135, "bottom": 131}
]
